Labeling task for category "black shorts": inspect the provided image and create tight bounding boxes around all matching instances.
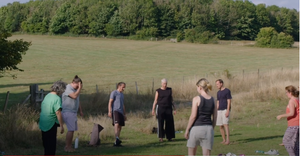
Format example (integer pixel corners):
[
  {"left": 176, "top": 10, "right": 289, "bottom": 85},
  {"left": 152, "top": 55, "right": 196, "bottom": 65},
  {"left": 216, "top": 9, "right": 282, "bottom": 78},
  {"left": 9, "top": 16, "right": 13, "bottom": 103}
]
[{"left": 112, "top": 111, "right": 125, "bottom": 126}]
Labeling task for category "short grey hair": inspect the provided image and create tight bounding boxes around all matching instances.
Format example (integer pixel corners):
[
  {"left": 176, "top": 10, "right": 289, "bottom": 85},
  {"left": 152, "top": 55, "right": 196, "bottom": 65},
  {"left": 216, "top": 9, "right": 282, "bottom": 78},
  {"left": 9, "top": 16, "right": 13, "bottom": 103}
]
[
  {"left": 51, "top": 80, "right": 67, "bottom": 95},
  {"left": 161, "top": 78, "right": 167, "bottom": 83}
]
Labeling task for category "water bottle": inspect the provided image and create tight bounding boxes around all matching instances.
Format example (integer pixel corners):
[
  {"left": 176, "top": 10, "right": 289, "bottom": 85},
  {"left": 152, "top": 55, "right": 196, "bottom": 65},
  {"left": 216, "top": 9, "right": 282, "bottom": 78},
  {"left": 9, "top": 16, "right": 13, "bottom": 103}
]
[
  {"left": 75, "top": 137, "right": 79, "bottom": 149},
  {"left": 255, "top": 150, "right": 264, "bottom": 153}
]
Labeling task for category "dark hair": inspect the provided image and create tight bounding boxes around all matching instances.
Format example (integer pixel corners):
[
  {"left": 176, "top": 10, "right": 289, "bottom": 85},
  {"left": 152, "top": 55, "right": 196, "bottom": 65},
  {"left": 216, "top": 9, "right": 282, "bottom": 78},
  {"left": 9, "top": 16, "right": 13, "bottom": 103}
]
[
  {"left": 72, "top": 75, "right": 82, "bottom": 84},
  {"left": 117, "top": 82, "right": 126, "bottom": 87},
  {"left": 285, "top": 85, "right": 299, "bottom": 97},
  {"left": 215, "top": 79, "right": 224, "bottom": 84}
]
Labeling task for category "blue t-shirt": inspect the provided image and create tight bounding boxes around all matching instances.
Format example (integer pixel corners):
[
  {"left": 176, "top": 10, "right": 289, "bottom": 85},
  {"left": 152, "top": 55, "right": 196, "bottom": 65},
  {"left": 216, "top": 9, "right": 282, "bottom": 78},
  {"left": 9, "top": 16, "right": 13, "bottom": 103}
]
[
  {"left": 110, "top": 90, "right": 124, "bottom": 114},
  {"left": 217, "top": 88, "right": 232, "bottom": 110}
]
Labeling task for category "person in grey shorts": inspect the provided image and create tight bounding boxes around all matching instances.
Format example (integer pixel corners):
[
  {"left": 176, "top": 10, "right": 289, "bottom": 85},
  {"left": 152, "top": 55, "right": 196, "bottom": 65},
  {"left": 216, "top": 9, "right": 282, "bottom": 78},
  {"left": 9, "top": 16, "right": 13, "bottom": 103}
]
[
  {"left": 185, "top": 78, "right": 217, "bottom": 156},
  {"left": 62, "top": 75, "right": 83, "bottom": 152},
  {"left": 108, "top": 82, "right": 126, "bottom": 146},
  {"left": 215, "top": 79, "right": 232, "bottom": 145}
]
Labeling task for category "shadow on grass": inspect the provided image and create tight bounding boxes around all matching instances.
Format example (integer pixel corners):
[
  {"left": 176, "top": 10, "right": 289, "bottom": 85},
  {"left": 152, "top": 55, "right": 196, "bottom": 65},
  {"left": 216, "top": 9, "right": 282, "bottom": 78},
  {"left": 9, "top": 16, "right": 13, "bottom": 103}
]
[
  {"left": 235, "top": 135, "right": 283, "bottom": 143},
  {"left": 214, "top": 133, "right": 242, "bottom": 138},
  {"left": 0, "top": 82, "right": 53, "bottom": 89}
]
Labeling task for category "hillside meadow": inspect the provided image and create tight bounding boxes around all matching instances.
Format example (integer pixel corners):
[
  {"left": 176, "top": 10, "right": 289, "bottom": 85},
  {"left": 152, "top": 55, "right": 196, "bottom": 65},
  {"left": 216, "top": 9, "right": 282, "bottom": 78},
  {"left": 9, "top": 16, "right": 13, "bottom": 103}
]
[{"left": 0, "top": 35, "right": 299, "bottom": 155}]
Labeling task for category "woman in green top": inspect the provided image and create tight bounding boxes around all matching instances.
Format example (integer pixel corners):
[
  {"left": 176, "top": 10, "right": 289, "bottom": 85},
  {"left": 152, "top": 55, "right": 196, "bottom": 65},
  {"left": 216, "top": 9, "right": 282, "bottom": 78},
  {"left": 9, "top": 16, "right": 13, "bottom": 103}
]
[{"left": 39, "top": 80, "right": 66, "bottom": 155}]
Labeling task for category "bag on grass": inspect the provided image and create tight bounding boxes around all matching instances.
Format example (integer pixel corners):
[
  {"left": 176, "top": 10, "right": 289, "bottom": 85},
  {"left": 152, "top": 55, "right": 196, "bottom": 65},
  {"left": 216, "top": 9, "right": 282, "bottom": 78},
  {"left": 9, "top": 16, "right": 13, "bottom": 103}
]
[{"left": 88, "top": 123, "right": 104, "bottom": 146}]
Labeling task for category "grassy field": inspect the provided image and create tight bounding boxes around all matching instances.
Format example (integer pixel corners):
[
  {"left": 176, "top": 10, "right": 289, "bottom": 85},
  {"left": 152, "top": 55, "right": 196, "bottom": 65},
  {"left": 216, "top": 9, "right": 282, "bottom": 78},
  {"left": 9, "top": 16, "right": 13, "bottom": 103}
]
[
  {"left": 0, "top": 35, "right": 299, "bottom": 155},
  {"left": 0, "top": 35, "right": 298, "bottom": 107}
]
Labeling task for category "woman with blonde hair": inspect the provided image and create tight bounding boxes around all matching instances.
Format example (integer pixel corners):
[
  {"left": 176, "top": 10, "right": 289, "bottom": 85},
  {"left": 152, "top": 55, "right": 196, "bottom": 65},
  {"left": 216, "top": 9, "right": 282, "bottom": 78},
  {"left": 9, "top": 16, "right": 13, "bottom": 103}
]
[
  {"left": 185, "top": 78, "right": 217, "bottom": 156},
  {"left": 276, "top": 85, "right": 299, "bottom": 156}
]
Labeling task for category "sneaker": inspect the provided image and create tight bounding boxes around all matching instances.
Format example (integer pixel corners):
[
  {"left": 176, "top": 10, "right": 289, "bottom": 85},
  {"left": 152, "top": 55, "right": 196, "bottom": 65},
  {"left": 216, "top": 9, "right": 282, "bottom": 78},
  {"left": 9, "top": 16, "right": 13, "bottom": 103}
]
[
  {"left": 115, "top": 138, "right": 122, "bottom": 146},
  {"left": 264, "top": 149, "right": 279, "bottom": 155}
]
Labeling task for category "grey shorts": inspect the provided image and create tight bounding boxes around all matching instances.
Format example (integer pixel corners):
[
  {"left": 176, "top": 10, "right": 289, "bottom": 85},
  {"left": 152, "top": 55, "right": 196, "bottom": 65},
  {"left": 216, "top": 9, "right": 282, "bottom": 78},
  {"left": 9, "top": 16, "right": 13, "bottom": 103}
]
[
  {"left": 187, "top": 125, "right": 214, "bottom": 150},
  {"left": 62, "top": 112, "right": 78, "bottom": 131}
]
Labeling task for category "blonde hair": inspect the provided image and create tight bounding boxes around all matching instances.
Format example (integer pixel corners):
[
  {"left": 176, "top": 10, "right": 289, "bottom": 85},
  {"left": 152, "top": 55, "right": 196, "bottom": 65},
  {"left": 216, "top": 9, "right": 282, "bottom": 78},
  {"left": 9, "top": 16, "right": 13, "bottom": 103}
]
[{"left": 196, "top": 78, "right": 212, "bottom": 93}]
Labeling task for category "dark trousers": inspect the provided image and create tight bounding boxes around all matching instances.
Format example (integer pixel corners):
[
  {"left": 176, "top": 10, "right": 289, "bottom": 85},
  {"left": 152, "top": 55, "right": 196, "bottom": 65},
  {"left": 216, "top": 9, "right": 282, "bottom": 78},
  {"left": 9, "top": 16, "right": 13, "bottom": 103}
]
[
  {"left": 157, "top": 106, "right": 175, "bottom": 139},
  {"left": 42, "top": 123, "right": 57, "bottom": 155}
]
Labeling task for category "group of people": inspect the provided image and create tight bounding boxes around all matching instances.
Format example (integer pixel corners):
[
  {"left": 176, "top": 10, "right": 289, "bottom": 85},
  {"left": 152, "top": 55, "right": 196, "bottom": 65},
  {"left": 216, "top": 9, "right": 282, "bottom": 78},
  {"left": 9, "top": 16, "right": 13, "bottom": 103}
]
[
  {"left": 38, "top": 75, "right": 299, "bottom": 156},
  {"left": 39, "top": 75, "right": 83, "bottom": 154}
]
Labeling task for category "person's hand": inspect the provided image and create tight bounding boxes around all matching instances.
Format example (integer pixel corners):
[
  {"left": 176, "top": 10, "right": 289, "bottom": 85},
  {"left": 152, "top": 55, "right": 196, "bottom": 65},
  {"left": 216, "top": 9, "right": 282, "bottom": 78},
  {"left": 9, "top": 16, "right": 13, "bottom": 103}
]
[
  {"left": 152, "top": 110, "right": 155, "bottom": 116},
  {"left": 173, "top": 110, "right": 177, "bottom": 115},
  {"left": 184, "top": 131, "right": 189, "bottom": 140},
  {"left": 276, "top": 115, "right": 282, "bottom": 120},
  {"left": 108, "top": 112, "right": 112, "bottom": 118},
  {"left": 225, "top": 110, "right": 229, "bottom": 117},
  {"left": 80, "top": 111, "right": 84, "bottom": 117},
  {"left": 78, "top": 82, "right": 82, "bottom": 90},
  {"left": 60, "top": 126, "right": 64, "bottom": 134}
]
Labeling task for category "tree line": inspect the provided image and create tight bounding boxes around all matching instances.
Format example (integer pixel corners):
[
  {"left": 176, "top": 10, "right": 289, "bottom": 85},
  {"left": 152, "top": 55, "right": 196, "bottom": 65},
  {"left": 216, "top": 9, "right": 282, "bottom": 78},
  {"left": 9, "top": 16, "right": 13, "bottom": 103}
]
[{"left": 0, "top": 0, "right": 298, "bottom": 41}]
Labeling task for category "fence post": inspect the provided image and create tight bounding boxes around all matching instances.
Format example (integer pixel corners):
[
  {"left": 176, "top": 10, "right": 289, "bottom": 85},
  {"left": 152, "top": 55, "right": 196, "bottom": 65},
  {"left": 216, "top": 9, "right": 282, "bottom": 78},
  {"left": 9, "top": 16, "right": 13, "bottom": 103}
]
[
  {"left": 3, "top": 91, "right": 9, "bottom": 112},
  {"left": 135, "top": 81, "right": 139, "bottom": 95},
  {"left": 243, "top": 70, "right": 244, "bottom": 80},
  {"left": 30, "top": 84, "right": 38, "bottom": 107},
  {"left": 116, "top": 83, "right": 118, "bottom": 89},
  {"left": 152, "top": 78, "right": 154, "bottom": 95},
  {"left": 258, "top": 69, "right": 260, "bottom": 79},
  {"left": 96, "top": 85, "right": 99, "bottom": 94}
]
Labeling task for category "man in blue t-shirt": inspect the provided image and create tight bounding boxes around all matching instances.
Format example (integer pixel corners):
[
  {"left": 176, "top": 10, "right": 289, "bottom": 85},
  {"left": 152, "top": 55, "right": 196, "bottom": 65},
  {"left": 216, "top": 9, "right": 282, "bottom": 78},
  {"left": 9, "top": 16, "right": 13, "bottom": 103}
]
[
  {"left": 215, "top": 79, "right": 232, "bottom": 145},
  {"left": 108, "top": 82, "right": 126, "bottom": 146}
]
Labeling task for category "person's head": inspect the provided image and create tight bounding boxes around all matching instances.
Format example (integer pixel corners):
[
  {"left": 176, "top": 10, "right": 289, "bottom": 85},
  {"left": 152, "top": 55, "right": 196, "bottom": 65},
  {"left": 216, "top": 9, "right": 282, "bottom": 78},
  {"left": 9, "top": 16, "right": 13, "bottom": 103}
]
[
  {"left": 117, "top": 82, "right": 126, "bottom": 92},
  {"left": 51, "top": 80, "right": 67, "bottom": 95},
  {"left": 285, "top": 85, "right": 299, "bottom": 98},
  {"left": 161, "top": 78, "right": 167, "bottom": 89},
  {"left": 71, "top": 75, "right": 82, "bottom": 89},
  {"left": 196, "top": 78, "right": 212, "bottom": 93},
  {"left": 215, "top": 79, "right": 224, "bottom": 90}
]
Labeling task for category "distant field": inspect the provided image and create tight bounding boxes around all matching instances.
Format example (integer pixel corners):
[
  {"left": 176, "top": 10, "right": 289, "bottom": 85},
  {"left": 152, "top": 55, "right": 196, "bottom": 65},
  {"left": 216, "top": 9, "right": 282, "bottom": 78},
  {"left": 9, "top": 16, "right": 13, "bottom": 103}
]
[{"left": 0, "top": 35, "right": 298, "bottom": 106}]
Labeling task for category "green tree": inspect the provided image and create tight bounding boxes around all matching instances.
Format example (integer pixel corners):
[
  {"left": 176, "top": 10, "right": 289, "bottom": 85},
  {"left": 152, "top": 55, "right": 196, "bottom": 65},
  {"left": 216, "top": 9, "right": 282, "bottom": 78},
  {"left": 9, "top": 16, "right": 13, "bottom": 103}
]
[{"left": 0, "top": 30, "right": 31, "bottom": 78}]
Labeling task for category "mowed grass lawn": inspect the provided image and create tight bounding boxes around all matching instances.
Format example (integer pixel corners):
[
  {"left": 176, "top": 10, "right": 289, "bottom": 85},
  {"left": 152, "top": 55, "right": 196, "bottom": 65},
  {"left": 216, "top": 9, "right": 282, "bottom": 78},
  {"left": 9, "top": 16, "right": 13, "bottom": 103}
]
[{"left": 0, "top": 35, "right": 298, "bottom": 106}]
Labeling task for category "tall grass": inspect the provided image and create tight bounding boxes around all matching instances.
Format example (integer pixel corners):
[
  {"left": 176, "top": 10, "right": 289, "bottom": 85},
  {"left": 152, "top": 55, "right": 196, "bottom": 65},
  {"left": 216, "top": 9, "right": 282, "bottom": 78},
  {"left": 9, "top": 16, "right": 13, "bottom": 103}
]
[{"left": 0, "top": 68, "right": 298, "bottom": 152}]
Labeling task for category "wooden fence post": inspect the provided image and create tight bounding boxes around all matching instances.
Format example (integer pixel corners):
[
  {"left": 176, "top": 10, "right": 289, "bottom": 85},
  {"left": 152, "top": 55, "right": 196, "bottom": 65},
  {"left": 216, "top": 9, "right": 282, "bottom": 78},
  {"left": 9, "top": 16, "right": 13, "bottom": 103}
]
[
  {"left": 96, "top": 85, "right": 99, "bottom": 93},
  {"left": 3, "top": 91, "right": 9, "bottom": 112},
  {"left": 135, "top": 81, "right": 139, "bottom": 95},
  {"left": 243, "top": 70, "right": 244, "bottom": 80},
  {"left": 258, "top": 69, "right": 260, "bottom": 78},
  {"left": 116, "top": 83, "right": 118, "bottom": 89},
  {"left": 152, "top": 78, "right": 154, "bottom": 94},
  {"left": 30, "top": 84, "right": 38, "bottom": 107}
]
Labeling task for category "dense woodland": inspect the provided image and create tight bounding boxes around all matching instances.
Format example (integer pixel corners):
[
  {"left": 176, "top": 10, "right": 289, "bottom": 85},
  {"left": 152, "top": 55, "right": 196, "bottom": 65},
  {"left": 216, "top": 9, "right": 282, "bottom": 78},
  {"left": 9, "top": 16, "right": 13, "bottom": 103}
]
[{"left": 0, "top": 0, "right": 298, "bottom": 41}]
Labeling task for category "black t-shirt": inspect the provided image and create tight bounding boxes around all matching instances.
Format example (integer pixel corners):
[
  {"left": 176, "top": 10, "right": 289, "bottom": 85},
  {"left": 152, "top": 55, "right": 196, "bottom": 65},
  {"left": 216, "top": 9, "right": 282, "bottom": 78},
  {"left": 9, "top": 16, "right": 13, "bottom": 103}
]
[
  {"left": 156, "top": 87, "right": 173, "bottom": 108},
  {"left": 217, "top": 88, "right": 232, "bottom": 110},
  {"left": 193, "top": 95, "right": 215, "bottom": 126}
]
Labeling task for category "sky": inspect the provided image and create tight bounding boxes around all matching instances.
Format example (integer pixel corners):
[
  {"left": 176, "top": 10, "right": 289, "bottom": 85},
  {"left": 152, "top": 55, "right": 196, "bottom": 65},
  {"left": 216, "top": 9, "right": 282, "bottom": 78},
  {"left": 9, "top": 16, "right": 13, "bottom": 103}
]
[{"left": 0, "top": 0, "right": 299, "bottom": 11}]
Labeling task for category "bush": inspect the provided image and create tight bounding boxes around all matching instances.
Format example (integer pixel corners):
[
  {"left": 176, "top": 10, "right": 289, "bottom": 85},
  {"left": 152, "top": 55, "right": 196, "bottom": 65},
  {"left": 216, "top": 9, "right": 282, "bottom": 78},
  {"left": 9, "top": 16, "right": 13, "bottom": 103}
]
[
  {"left": 255, "top": 27, "right": 294, "bottom": 48},
  {"left": 135, "top": 27, "right": 158, "bottom": 40},
  {"left": 184, "top": 29, "right": 218, "bottom": 44}
]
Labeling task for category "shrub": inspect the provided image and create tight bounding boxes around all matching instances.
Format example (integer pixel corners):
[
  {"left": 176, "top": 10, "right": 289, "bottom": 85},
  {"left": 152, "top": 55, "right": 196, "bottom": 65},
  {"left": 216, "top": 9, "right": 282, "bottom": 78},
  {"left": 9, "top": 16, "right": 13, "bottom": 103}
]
[{"left": 255, "top": 27, "right": 294, "bottom": 48}]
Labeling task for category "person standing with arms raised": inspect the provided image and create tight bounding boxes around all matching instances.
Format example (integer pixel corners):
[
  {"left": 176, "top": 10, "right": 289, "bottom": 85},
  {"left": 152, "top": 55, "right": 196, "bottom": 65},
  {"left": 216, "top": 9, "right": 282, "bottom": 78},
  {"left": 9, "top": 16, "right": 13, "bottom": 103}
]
[
  {"left": 108, "top": 82, "right": 127, "bottom": 146},
  {"left": 152, "top": 78, "right": 176, "bottom": 142},
  {"left": 215, "top": 79, "right": 232, "bottom": 145},
  {"left": 62, "top": 75, "right": 83, "bottom": 152}
]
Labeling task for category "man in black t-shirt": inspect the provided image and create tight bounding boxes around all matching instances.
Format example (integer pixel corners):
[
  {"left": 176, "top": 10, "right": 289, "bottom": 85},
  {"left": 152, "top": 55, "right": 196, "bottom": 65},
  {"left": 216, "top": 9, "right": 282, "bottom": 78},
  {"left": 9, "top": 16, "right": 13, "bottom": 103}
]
[{"left": 215, "top": 79, "right": 232, "bottom": 145}]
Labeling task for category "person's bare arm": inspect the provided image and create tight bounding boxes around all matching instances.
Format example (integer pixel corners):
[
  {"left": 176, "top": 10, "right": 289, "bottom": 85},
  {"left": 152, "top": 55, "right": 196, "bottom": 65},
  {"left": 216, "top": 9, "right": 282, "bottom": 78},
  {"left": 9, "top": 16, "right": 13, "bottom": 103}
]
[
  {"left": 213, "top": 102, "right": 218, "bottom": 129},
  {"left": 225, "top": 99, "right": 231, "bottom": 117},
  {"left": 277, "top": 100, "right": 296, "bottom": 120},
  {"left": 56, "top": 109, "right": 64, "bottom": 134},
  {"left": 217, "top": 100, "right": 219, "bottom": 110},
  {"left": 68, "top": 82, "right": 82, "bottom": 99},
  {"left": 108, "top": 99, "right": 114, "bottom": 118},
  {"left": 152, "top": 91, "right": 158, "bottom": 116},
  {"left": 184, "top": 96, "right": 200, "bottom": 139}
]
